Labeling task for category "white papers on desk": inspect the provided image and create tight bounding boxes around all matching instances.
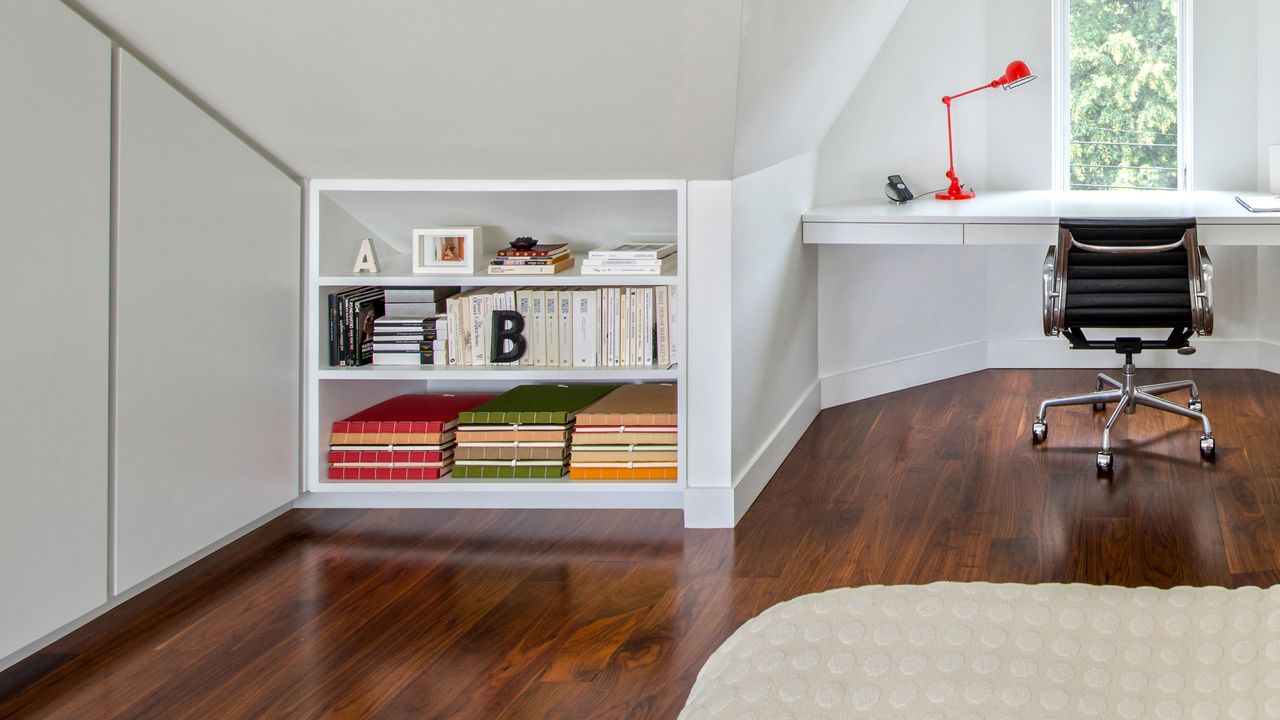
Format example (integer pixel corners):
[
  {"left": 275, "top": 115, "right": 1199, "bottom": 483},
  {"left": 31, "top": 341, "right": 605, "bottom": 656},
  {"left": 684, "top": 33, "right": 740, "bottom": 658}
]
[{"left": 1236, "top": 194, "right": 1280, "bottom": 212}]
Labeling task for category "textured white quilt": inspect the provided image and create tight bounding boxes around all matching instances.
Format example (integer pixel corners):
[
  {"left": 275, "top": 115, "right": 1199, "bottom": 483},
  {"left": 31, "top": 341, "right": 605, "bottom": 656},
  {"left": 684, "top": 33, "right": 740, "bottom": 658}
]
[{"left": 680, "top": 582, "right": 1280, "bottom": 719}]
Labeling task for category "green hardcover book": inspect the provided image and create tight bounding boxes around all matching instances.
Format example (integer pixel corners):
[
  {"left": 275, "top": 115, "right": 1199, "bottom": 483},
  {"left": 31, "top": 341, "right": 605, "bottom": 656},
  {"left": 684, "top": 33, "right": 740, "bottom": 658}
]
[
  {"left": 452, "top": 464, "right": 569, "bottom": 479},
  {"left": 457, "top": 384, "right": 619, "bottom": 426}
]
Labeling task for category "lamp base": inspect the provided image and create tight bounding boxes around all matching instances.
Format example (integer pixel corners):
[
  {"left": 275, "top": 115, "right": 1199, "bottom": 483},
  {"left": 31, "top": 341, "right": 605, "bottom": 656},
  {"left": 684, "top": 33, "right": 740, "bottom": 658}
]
[{"left": 936, "top": 178, "right": 976, "bottom": 201}]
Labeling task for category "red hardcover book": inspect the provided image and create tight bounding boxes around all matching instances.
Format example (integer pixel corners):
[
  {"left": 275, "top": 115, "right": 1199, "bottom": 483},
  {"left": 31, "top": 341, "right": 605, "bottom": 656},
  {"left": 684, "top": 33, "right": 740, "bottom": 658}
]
[
  {"left": 331, "top": 393, "right": 498, "bottom": 435},
  {"left": 326, "top": 466, "right": 450, "bottom": 481},
  {"left": 328, "top": 450, "right": 452, "bottom": 465}
]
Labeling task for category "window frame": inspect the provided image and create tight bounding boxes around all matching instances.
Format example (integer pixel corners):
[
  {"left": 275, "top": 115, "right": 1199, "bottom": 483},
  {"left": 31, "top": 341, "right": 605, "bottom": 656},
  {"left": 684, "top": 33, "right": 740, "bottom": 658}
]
[{"left": 1052, "top": 0, "right": 1194, "bottom": 191}]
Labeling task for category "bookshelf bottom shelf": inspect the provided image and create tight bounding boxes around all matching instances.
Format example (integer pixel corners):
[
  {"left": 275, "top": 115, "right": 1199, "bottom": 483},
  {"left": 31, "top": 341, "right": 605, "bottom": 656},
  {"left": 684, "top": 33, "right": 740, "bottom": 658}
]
[{"left": 296, "top": 482, "right": 683, "bottom": 510}]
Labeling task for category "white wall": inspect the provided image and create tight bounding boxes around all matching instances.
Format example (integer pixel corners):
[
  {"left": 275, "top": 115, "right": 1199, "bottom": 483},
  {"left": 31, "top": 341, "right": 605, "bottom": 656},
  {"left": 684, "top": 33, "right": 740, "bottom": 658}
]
[
  {"left": 0, "top": 0, "right": 111, "bottom": 664},
  {"left": 1258, "top": 0, "right": 1280, "bottom": 193},
  {"left": 733, "top": 0, "right": 907, "bottom": 176},
  {"left": 730, "top": 153, "right": 820, "bottom": 479},
  {"left": 816, "top": 0, "right": 991, "bottom": 205},
  {"left": 1194, "top": 0, "right": 1260, "bottom": 191},
  {"left": 812, "top": 0, "right": 992, "bottom": 406},
  {"left": 74, "top": 0, "right": 744, "bottom": 180},
  {"left": 985, "top": 0, "right": 1054, "bottom": 190},
  {"left": 113, "top": 50, "right": 301, "bottom": 594}
]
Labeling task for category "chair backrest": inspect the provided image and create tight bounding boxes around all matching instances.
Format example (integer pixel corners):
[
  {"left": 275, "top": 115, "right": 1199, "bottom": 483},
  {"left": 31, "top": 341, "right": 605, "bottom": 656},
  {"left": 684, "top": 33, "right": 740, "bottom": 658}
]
[{"left": 1058, "top": 218, "right": 1198, "bottom": 330}]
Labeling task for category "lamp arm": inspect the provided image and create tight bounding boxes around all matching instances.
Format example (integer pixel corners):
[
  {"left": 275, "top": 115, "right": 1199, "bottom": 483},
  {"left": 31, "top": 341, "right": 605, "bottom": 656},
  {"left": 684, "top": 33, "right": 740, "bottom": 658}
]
[{"left": 941, "top": 80, "right": 999, "bottom": 104}]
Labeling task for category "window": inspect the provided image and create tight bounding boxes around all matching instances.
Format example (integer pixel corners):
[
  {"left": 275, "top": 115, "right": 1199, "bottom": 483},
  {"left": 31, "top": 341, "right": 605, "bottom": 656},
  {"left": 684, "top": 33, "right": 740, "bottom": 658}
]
[{"left": 1055, "top": 0, "right": 1191, "bottom": 190}]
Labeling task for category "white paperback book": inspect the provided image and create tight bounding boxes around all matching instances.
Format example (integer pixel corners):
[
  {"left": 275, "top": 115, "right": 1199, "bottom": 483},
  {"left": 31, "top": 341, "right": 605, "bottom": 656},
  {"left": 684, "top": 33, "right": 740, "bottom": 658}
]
[
  {"left": 558, "top": 291, "right": 573, "bottom": 367},
  {"left": 516, "top": 288, "right": 534, "bottom": 366},
  {"left": 547, "top": 289, "right": 560, "bottom": 367},
  {"left": 656, "top": 286, "right": 670, "bottom": 366},
  {"left": 588, "top": 243, "right": 676, "bottom": 260},
  {"left": 531, "top": 289, "right": 547, "bottom": 366},
  {"left": 572, "top": 289, "right": 598, "bottom": 367}
]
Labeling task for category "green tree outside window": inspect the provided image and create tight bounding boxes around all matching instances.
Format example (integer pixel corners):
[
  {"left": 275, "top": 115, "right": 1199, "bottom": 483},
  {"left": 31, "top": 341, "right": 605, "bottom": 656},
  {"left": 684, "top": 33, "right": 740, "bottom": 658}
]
[{"left": 1069, "top": 0, "right": 1181, "bottom": 190}]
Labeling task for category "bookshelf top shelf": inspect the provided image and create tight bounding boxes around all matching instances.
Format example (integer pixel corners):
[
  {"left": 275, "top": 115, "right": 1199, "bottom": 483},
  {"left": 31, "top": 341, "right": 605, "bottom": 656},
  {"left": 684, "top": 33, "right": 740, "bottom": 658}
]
[{"left": 319, "top": 265, "right": 678, "bottom": 288}]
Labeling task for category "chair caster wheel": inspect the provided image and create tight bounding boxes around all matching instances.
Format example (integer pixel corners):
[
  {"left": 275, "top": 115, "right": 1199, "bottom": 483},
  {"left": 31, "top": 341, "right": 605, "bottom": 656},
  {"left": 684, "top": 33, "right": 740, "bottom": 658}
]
[
  {"left": 1093, "top": 403, "right": 1106, "bottom": 412},
  {"left": 1032, "top": 420, "right": 1047, "bottom": 443},
  {"left": 1096, "top": 451, "right": 1113, "bottom": 473},
  {"left": 1188, "top": 399, "right": 1203, "bottom": 413},
  {"left": 1200, "top": 435, "right": 1215, "bottom": 459}
]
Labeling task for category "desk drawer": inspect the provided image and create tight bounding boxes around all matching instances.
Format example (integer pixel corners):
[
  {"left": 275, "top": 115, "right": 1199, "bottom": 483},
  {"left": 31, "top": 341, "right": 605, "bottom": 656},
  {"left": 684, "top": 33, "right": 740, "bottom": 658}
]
[
  {"left": 1198, "top": 224, "right": 1280, "bottom": 246},
  {"left": 964, "top": 223, "right": 1057, "bottom": 246},
  {"left": 802, "top": 222, "right": 962, "bottom": 245}
]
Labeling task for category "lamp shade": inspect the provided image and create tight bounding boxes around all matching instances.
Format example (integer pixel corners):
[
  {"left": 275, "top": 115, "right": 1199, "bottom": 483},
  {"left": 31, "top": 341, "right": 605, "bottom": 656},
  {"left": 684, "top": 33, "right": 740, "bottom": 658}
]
[{"left": 996, "top": 60, "right": 1036, "bottom": 89}]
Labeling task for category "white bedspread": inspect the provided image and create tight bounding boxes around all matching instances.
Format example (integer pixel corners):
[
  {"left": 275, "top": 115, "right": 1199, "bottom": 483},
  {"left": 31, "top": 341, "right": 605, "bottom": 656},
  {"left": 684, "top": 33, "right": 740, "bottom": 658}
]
[{"left": 679, "top": 582, "right": 1280, "bottom": 719}]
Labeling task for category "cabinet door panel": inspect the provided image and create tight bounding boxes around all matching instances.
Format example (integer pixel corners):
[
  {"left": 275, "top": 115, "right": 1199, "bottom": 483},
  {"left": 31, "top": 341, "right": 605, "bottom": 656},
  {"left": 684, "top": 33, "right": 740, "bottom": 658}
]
[
  {"left": 0, "top": 0, "right": 111, "bottom": 662},
  {"left": 114, "top": 52, "right": 300, "bottom": 594}
]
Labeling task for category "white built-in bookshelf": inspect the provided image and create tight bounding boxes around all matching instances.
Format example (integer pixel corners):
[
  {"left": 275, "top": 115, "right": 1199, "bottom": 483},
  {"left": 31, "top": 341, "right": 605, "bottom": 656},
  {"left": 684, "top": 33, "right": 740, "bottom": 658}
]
[{"left": 300, "top": 179, "right": 687, "bottom": 510}]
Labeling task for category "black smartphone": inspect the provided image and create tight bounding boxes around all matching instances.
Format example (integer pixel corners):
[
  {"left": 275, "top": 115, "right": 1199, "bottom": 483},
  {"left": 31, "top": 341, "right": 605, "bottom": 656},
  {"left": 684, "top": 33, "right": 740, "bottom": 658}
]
[{"left": 886, "top": 175, "right": 915, "bottom": 202}]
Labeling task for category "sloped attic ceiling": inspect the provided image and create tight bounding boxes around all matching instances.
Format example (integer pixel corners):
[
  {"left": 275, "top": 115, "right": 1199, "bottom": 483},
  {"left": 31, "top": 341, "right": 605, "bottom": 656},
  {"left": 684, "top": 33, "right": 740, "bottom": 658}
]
[{"left": 72, "top": 0, "right": 905, "bottom": 180}]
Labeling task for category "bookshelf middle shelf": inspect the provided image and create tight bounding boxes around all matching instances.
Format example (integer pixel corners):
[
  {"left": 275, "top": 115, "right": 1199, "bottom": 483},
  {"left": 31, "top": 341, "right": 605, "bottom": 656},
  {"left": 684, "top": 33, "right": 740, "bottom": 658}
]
[{"left": 318, "top": 364, "right": 679, "bottom": 381}]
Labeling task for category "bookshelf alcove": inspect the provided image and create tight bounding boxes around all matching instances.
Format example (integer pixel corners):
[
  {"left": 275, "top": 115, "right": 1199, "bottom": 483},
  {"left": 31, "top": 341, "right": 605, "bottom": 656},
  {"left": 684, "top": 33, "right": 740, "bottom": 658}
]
[{"left": 299, "top": 179, "right": 687, "bottom": 510}]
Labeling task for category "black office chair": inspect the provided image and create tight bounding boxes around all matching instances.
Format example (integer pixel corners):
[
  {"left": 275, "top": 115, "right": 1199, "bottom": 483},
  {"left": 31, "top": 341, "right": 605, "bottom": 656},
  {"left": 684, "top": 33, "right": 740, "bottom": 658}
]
[{"left": 1033, "top": 218, "right": 1215, "bottom": 473}]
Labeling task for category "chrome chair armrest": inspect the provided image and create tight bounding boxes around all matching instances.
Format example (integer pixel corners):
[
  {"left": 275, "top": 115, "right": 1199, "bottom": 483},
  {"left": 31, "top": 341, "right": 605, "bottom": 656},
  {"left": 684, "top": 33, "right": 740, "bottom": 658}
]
[
  {"left": 1043, "top": 246, "right": 1061, "bottom": 336},
  {"left": 1195, "top": 247, "right": 1214, "bottom": 336}
]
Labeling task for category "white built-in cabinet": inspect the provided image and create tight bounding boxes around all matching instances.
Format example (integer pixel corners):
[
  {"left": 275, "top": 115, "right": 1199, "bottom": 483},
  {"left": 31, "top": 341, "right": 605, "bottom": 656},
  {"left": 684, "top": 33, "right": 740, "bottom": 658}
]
[
  {"left": 112, "top": 51, "right": 301, "bottom": 594},
  {"left": 0, "top": 0, "right": 112, "bottom": 662},
  {"left": 1, "top": 3, "right": 302, "bottom": 666}
]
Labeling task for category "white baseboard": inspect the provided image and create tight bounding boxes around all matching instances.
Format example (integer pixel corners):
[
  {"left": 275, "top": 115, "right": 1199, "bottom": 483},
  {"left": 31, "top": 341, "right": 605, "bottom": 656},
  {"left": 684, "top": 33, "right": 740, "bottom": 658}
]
[
  {"left": 0, "top": 501, "right": 293, "bottom": 674},
  {"left": 683, "top": 486, "right": 736, "bottom": 528},
  {"left": 820, "top": 341, "right": 987, "bottom": 409},
  {"left": 1259, "top": 340, "right": 1280, "bottom": 374},
  {"left": 987, "top": 338, "right": 1260, "bottom": 369},
  {"left": 731, "top": 379, "right": 821, "bottom": 525}
]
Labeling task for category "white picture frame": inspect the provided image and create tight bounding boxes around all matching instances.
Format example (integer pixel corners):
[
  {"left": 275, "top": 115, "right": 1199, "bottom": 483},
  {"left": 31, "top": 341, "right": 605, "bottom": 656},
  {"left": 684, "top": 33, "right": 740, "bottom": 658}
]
[{"left": 412, "top": 227, "right": 481, "bottom": 275}]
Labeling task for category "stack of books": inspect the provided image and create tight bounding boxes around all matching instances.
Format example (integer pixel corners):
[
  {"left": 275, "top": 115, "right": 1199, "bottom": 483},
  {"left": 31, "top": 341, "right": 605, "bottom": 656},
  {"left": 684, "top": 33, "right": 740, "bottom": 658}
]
[
  {"left": 569, "top": 383, "right": 678, "bottom": 481},
  {"left": 488, "top": 243, "right": 574, "bottom": 275},
  {"left": 382, "top": 287, "right": 458, "bottom": 317},
  {"left": 582, "top": 243, "right": 676, "bottom": 276},
  {"left": 372, "top": 315, "right": 448, "bottom": 365},
  {"left": 452, "top": 384, "right": 618, "bottom": 479},
  {"left": 326, "top": 393, "right": 496, "bottom": 481},
  {"left": 327, "top": 287, "right": 385, "bottom": 366},
  {"left": 325, "top": 389, "right": 494, "bottom": 479}
]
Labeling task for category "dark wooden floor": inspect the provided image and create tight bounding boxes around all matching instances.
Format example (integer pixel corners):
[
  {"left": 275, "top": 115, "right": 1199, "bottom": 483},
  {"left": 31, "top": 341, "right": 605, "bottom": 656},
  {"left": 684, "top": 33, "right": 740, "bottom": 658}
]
[{"left": 4, "top": 369, "right": 1280, "bottom": 719}]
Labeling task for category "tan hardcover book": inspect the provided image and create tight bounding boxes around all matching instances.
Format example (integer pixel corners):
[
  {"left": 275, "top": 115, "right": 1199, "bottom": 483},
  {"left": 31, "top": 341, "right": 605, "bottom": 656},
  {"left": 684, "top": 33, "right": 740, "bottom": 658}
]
[
  {"left": 330, "top": 430, "right": 455, "bottom": 445},
  {"left": 574, "top": 383, "right": 677, "bottom": 427},
  {"left": 571, "top": 431, "right": 678, "bottom": 445},
  {"left": 455, "top": 429, "right": 569, "bottom": 442},
  {"left": 570, "top": 450, "right": 678, "bottom": 463},
  {"left": 455, "top": 445, "right": 568, "bottom": 461}
]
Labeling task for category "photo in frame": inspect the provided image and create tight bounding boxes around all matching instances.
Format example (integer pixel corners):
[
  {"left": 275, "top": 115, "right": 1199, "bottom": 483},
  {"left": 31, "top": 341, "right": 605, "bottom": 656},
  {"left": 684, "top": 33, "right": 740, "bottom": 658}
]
[{"left": 412, "top": 227, "right": 481, "bottom": 275}]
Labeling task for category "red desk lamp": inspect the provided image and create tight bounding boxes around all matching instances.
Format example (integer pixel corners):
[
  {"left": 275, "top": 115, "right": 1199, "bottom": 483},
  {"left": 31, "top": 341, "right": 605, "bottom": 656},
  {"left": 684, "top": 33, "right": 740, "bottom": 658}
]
[{"left": 937, "top": 60, "right": 1037, "bottom": 200}]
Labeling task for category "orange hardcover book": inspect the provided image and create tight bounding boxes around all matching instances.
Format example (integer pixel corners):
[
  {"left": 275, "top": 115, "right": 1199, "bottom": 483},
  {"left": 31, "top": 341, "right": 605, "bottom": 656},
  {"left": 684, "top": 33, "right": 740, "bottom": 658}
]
[
  {"left": 574, "top": 383, "right": 677, "bottom": 427},
  {"left": 568, "top": 466, "right": 678, "bottom": 481}
]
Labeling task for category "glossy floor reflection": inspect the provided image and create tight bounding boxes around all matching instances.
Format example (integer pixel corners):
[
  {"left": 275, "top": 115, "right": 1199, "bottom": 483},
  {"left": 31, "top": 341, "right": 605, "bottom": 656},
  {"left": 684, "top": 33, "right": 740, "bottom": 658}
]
[{"left": 3, "top": 369, "right": 1279, "bottom": 719}]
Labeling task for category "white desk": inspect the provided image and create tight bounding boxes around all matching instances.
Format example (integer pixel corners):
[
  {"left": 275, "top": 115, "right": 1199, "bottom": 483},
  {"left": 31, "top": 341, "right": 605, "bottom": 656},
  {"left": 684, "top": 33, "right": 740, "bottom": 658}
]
[{"left": 803, "top": 190, "right": 1280, "bottom": 246}]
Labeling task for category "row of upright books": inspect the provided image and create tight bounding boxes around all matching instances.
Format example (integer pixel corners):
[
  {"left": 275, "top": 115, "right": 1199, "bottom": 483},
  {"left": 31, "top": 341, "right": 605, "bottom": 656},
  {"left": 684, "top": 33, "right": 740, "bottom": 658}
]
[
  {"left": 445, "top": 285, "right": 677, "bottom": 368},
  {"left": 325, "top": 383, "right": 677, "bottom": 482},
  {"left": 329, "top": 285, "right": 678, "bottom": 368}
]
